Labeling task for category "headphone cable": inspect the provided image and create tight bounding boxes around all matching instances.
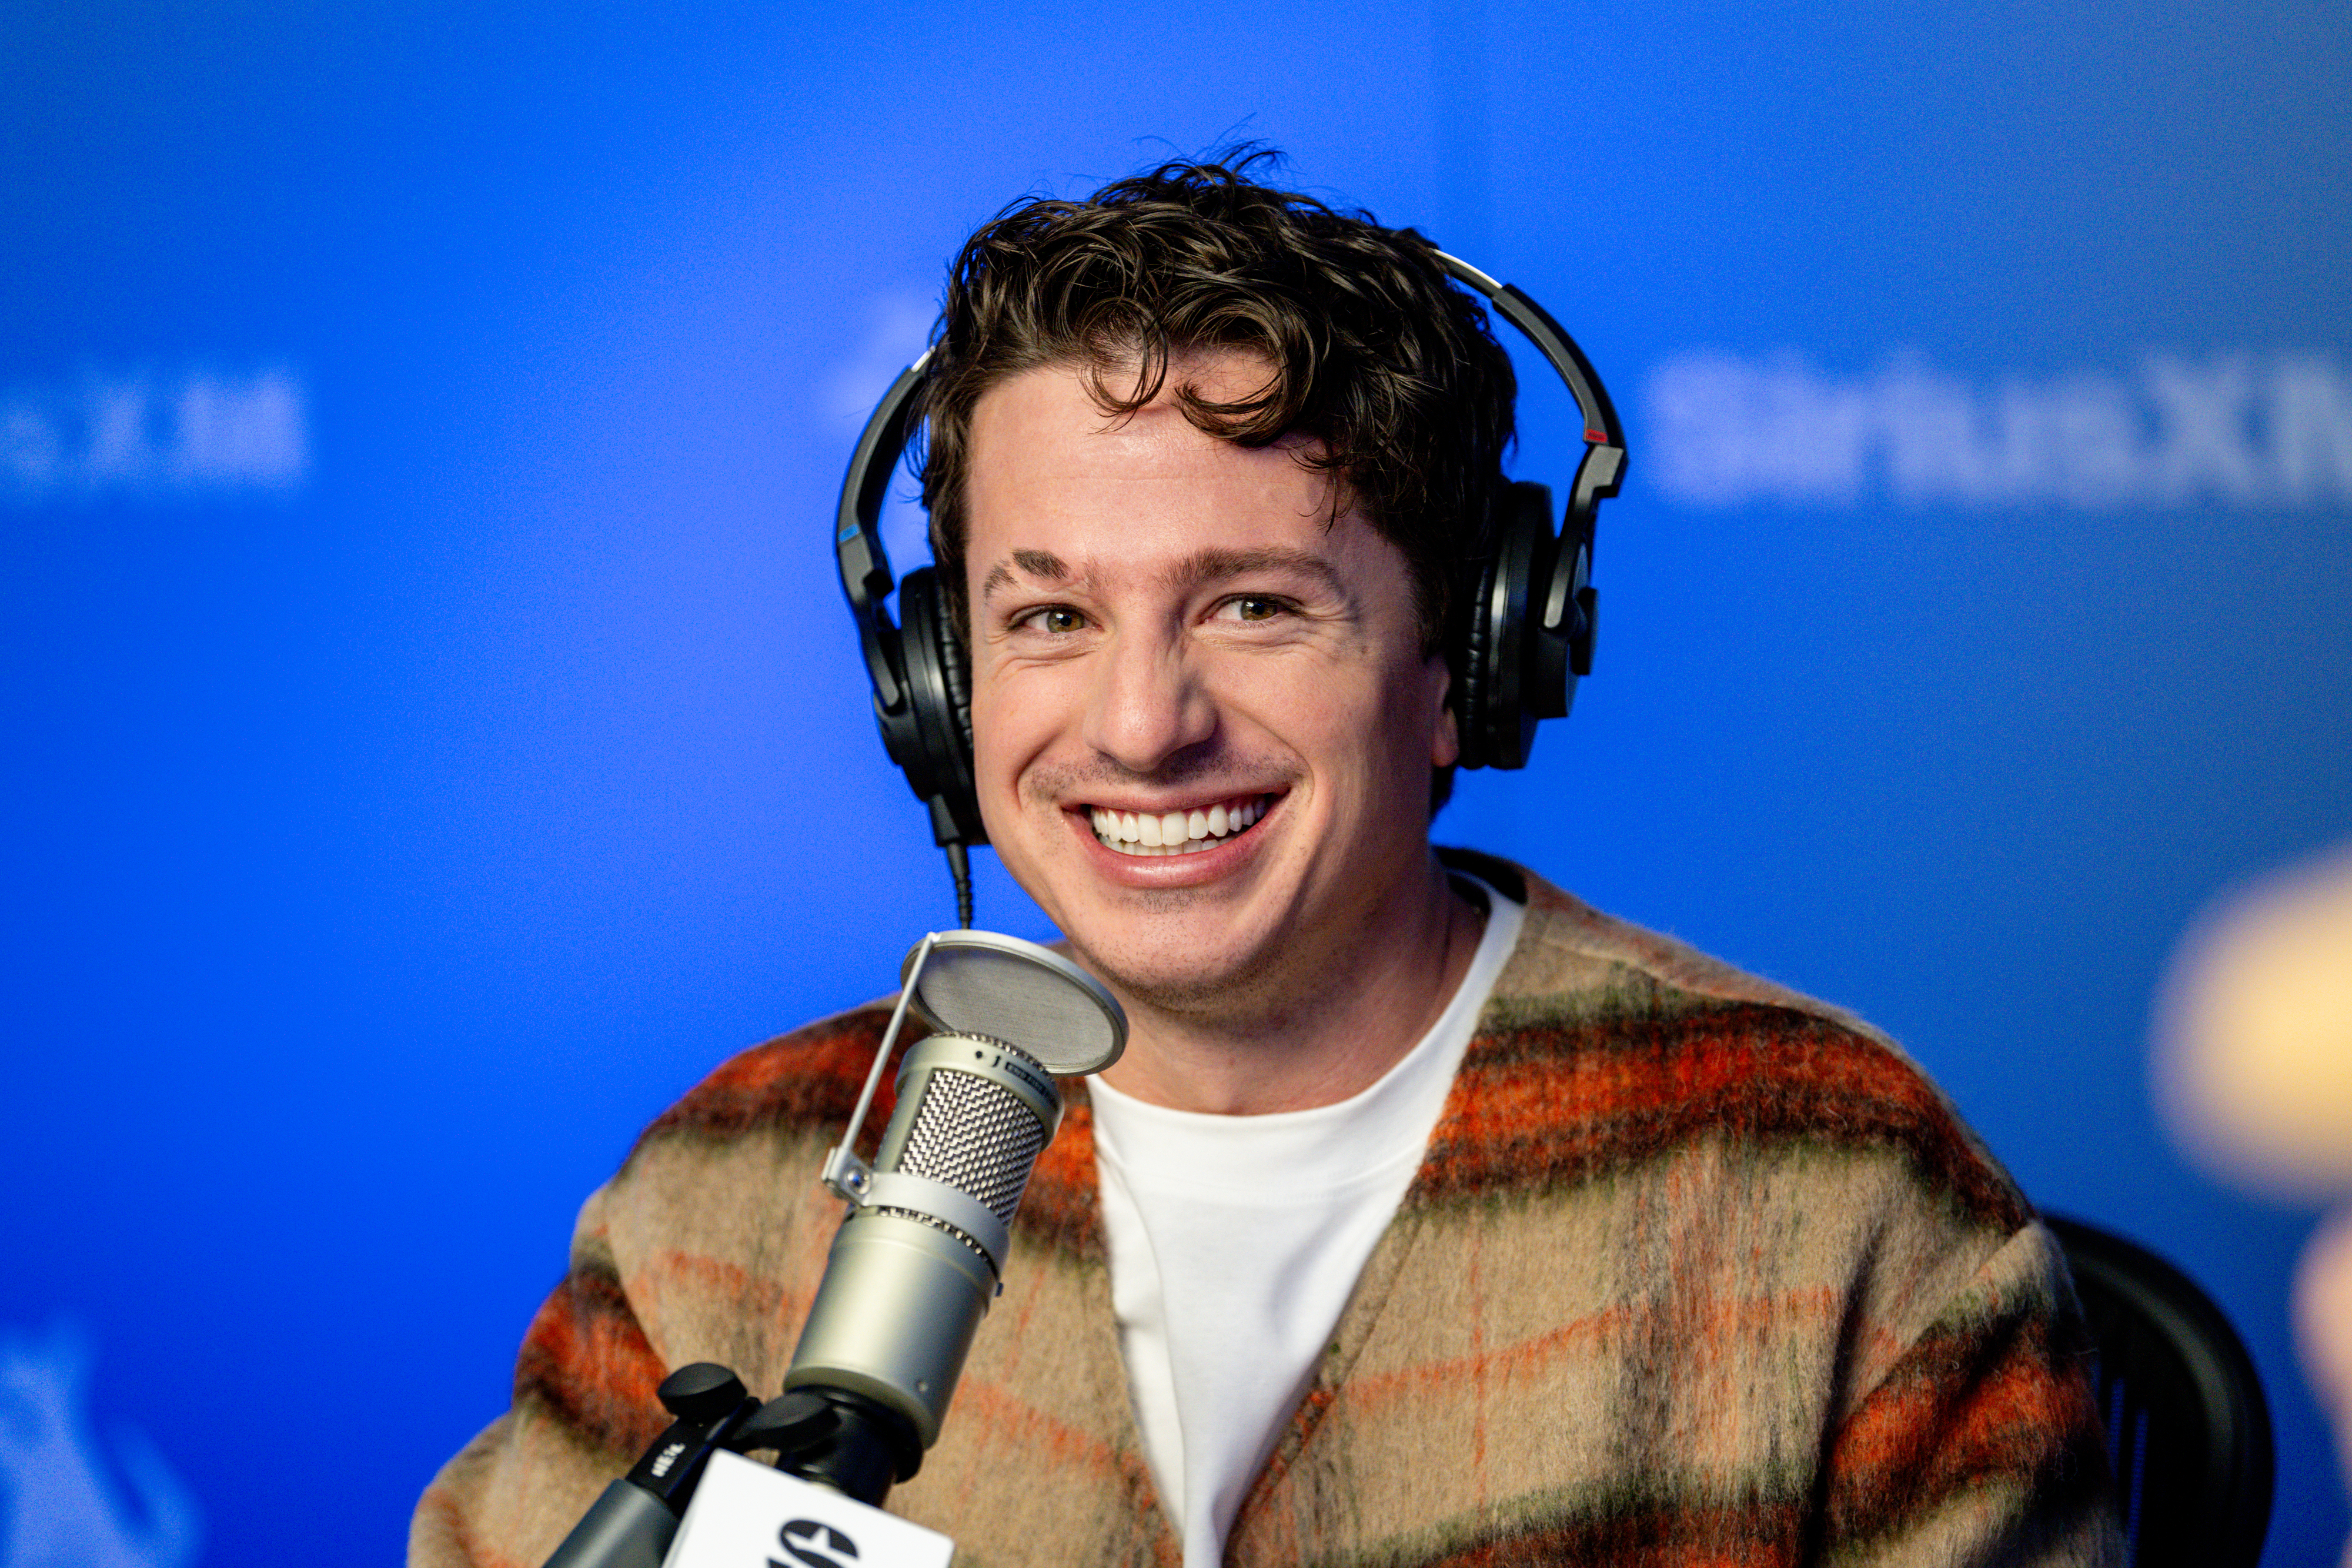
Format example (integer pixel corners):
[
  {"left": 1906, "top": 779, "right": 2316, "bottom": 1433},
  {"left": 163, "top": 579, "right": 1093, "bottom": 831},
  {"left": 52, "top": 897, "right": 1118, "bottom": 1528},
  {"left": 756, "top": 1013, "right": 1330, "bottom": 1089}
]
[{"left": 946, "top": 842, "right": 974, "bottom": 929}]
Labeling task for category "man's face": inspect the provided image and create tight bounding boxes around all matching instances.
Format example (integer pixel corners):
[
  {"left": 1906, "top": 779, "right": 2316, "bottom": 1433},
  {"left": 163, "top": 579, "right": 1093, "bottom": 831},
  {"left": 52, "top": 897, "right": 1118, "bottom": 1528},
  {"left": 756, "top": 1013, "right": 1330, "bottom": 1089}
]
[{"left": 961, "top": 352, "right": 1459, "bottom": 1015}]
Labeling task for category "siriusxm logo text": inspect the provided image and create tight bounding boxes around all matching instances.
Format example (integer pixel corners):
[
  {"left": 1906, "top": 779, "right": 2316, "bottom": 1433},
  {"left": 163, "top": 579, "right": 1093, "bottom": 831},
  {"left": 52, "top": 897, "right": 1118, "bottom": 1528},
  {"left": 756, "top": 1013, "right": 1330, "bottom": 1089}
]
[{"left": 1646, "top": 350, "right": 2352, "bottom": 510}]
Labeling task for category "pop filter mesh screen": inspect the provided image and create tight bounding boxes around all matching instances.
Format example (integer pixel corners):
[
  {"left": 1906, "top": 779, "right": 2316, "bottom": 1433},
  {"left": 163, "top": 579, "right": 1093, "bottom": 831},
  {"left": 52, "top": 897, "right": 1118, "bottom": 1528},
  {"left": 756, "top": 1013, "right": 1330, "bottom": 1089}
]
[{"left": 911, "top": 942, "right": 1122, "bottom": 1075}]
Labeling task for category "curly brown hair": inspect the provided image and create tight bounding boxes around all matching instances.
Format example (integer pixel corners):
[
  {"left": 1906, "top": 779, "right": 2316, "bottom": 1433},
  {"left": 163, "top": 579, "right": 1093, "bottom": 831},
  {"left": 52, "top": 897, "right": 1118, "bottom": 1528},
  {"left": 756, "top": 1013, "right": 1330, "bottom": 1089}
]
[{"left": 910, "top": 149, "right": 1518, "bottom": 660}]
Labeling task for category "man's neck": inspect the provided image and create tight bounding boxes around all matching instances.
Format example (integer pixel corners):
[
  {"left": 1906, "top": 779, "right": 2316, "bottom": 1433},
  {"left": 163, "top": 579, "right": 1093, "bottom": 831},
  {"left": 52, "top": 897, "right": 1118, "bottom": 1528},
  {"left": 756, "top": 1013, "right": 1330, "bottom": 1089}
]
[{"left": 1093, "top": 856, "right": 1488, "bottom": 1116}]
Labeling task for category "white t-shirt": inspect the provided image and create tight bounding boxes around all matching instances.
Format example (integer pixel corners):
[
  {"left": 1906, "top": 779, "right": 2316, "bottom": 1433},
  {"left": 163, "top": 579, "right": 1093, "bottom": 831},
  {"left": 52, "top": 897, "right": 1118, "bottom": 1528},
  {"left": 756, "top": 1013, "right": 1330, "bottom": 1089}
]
[{"left": 1087, "top": 877, "right": 1526, "bottom": 1568}]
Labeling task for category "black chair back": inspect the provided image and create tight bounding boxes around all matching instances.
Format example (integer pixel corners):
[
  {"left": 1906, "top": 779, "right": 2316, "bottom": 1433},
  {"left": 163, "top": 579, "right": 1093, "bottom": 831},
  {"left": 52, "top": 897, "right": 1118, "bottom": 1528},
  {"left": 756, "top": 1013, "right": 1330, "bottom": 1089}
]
[{"left": 2046, "top": 1215, "right": 2274, "bottom": 1568}]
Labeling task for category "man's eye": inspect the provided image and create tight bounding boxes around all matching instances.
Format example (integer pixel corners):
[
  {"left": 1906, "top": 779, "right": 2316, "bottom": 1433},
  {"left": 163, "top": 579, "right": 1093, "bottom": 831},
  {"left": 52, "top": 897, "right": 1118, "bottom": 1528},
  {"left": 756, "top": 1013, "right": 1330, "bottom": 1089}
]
[
  {"left": 1220, "top": 596, "right": 1287, "bottom": 623},
  {"left": 1020, "top": 606, "right": 1087, "bottom": 634}
]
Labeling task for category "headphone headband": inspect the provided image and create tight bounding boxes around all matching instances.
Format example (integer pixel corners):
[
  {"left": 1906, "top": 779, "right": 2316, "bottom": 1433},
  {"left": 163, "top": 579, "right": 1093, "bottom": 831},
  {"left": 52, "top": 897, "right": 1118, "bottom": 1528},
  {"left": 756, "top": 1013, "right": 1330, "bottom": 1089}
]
[
  {"left": 836, "top": 350, "right": 933, "bottom": 716},
  {"left": 1430, "top": 253, "right": 1626, "bottom": 532}
]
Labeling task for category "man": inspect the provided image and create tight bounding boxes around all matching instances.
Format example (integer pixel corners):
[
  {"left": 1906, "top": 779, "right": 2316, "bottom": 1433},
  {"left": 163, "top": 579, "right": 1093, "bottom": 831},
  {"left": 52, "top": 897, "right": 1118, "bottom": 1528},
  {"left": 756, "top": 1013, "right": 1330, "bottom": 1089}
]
[{"left": 415, "top": 156, "right": 2117, "bottom": 1567}]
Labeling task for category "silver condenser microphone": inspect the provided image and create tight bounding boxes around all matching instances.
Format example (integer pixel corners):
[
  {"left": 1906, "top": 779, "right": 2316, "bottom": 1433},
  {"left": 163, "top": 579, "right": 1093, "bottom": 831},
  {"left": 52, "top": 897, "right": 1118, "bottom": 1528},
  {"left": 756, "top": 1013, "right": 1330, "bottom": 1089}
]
[{"left": 780, "top": 930, "right": 1125, "bottom": 1500}]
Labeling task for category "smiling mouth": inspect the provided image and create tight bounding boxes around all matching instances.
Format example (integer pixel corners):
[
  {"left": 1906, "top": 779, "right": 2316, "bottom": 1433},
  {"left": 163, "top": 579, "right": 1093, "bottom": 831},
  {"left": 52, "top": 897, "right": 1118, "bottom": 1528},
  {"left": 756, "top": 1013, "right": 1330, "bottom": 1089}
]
[{"left": 1085, "top": 793, "right": 1277, "bottom": 857}]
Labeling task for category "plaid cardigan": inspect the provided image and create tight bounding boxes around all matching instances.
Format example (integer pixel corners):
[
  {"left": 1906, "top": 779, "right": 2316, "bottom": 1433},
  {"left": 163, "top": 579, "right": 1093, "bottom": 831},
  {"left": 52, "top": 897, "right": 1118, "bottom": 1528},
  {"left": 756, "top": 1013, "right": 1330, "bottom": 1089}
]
[{"left": 413, "top": 856, "right": 2119, "bottom": 1567}]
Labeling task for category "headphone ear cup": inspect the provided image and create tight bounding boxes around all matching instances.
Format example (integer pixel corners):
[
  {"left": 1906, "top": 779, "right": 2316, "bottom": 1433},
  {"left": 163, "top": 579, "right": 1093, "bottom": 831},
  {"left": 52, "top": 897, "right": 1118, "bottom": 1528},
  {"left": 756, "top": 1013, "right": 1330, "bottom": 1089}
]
[
  {"left": 893, "top": 566, "right": 988, "bottom": 847},
  {"left": 937, "top": 593, "right": 974, "bottom": 760},
  {"left": 1460, "top": 482, "right": 1551, "bottom": 771}
]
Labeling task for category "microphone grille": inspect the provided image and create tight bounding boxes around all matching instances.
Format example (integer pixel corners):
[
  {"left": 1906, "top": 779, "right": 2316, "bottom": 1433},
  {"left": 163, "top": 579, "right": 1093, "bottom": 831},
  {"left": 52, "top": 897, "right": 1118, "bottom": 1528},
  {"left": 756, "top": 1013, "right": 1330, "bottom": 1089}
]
[{"left": 896, "top": 1067, "right": 1048, "bottom": 1226}]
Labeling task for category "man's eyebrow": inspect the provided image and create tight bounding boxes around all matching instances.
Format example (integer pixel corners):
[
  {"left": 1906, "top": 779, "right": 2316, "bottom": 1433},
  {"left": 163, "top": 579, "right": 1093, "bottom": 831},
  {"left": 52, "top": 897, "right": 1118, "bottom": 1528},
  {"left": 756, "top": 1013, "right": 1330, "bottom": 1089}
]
[
  {"left": 980, "top": 549, "right": 1074, "bottom": 600},
  {"left": 1163, "top": 546, "right": 1345, "bottom": 597}
]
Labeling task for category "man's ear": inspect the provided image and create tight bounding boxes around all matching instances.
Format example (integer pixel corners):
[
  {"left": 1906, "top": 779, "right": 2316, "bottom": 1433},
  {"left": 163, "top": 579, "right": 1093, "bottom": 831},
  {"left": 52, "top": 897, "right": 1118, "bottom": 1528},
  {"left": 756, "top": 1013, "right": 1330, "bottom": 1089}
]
[{"left": 1427, "top": 656, "right": 1461, "bottom": 768}]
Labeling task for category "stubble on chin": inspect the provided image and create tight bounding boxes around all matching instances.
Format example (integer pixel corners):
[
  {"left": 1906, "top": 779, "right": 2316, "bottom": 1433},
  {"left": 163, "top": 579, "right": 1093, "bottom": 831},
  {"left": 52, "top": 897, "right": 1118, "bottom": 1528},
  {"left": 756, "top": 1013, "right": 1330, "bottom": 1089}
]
[
  {"left": 1061, "top": 857, "right": 1421, "bottom": 1045},
  {"left": 1066, "top": 915, "right": 1300, "bottom": 1030}
]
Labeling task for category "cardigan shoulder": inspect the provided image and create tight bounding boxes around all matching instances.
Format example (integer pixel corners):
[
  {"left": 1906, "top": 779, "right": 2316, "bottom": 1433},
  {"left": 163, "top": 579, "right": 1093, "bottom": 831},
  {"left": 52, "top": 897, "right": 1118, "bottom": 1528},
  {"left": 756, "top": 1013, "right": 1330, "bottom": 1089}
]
[{"left": 1417, "top": 857, "right": 2032, "bottom": 1234}]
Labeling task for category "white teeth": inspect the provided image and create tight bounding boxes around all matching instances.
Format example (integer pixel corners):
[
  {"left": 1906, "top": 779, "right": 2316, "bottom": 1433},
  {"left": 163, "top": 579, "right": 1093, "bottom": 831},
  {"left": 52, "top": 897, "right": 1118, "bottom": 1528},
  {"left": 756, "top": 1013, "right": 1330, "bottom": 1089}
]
[{"left": 1089, "top": 794, "right": 1274, "bottom": 856}]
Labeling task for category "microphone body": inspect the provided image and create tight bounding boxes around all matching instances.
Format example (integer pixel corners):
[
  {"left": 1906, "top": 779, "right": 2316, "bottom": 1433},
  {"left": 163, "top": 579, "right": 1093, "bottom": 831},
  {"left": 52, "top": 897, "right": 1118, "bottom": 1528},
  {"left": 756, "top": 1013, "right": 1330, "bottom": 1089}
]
[{"left": 786, "top": 1031, "right": 1061, "bottom": 1450}]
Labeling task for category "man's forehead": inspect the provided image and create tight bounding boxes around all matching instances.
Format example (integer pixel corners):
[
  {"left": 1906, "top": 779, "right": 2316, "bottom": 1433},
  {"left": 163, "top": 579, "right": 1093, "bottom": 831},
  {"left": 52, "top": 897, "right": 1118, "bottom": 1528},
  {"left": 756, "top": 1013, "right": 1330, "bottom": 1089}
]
[{"left": 964, "top": 359, "right": 1364, "bottom": 603}]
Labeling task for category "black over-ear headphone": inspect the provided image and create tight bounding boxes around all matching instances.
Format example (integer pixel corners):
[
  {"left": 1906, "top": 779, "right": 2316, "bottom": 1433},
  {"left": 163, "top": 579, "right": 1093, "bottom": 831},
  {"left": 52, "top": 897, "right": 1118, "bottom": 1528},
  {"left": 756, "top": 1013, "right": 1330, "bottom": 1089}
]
[{"left": 834, "top": 253, "right": 1626, "bottom": 908}]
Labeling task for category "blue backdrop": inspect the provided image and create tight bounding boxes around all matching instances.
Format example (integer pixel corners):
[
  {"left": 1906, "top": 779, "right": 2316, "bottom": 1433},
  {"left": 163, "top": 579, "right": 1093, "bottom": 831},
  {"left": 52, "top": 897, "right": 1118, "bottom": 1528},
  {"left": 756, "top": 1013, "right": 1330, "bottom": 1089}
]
[{"left": 2, "top": 1, "right": 2347, "bottom": 1562}]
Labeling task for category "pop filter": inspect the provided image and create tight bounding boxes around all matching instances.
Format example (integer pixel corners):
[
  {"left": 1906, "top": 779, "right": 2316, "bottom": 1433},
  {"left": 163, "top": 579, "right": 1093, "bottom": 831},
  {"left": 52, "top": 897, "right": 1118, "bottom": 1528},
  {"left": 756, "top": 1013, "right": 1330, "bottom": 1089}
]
[{"left": 900, "top": 930, "right": 1125, "bottom": 1076}]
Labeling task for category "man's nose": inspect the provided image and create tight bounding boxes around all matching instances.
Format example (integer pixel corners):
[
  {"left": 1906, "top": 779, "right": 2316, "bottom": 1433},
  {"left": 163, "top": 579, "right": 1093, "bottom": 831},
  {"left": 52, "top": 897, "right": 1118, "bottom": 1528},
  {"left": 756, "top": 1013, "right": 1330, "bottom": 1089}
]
[{"left": 1081, "top": 626, "right": 1217, "bottom": 775}]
